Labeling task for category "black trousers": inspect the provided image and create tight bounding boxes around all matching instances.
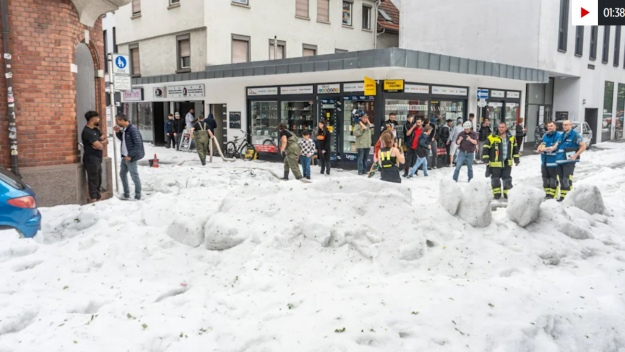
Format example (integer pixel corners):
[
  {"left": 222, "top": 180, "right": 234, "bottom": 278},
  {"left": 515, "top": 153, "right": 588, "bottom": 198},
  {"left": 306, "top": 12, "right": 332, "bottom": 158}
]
[
  {"left": 84, "top": 163, "right": 102, "bottom": 200},
  {"left": 166, "top": 132, "right": 176, "bottom": 148},
  {"left": 490, "top": 166, "right": 512, "bottom": 196},
  {"left": 541, "top": 165, "right": 559, "bottom": 197},
  {"left": 557, "top": 163, "right": 576, "bottom": 198},
  {"left": 175, "top": 133, "right": 183, "bottom": 150},
  {"left": 404, "top": 148, "right": 418, "bottom": 174},
  {"left": 319, "top": 151, "right": 331, "bottom": 174}
]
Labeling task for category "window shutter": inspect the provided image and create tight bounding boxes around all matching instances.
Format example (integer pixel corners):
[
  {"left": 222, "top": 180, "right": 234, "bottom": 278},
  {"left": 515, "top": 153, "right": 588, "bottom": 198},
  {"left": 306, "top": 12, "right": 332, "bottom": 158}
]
[
  {"left": 317, "top": 0, "right": 329, "bottom": 22},
  {"left": 296, "top": 0, "right": 309, "bottom": 18},
  {"left": 131, "top": 48, "right": 140, "bottom": 74},
  {"left": 232, "top": 40, "right": 249, "bottom": 63},
  {"left": 132, "top": 0, "right": 141, "bottom": 14},
  {"left": 303, "top": 48, "right": 315, "bottom": 57},
  {"left": 180, "top": 39, "right": 190, "bottom": 57}
]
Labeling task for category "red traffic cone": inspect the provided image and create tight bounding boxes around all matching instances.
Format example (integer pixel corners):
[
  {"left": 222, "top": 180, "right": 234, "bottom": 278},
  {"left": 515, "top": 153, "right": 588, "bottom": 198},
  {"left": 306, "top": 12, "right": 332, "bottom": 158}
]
[{"left": 153, "top": 154, "right": 159, "bottom": 168}]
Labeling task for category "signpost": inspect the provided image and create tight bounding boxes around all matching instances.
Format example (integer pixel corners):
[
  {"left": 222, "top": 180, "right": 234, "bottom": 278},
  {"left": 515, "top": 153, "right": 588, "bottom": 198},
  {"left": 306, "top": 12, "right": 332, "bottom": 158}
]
[
  {"left": 108, "top": 53, "right": 131, "bottom": 192},
  {"left": 477, "top": 89, "right": 489, "bottom": 124}
]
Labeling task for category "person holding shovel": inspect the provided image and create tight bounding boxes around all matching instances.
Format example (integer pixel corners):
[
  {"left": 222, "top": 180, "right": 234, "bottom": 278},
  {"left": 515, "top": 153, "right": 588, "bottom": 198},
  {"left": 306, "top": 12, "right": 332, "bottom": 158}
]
[
  {"left": 189, "top": 114, "right": 211, "bottom": 165},
  {"left": 278, "top": 122, "right": 303, "bottom": 180}
]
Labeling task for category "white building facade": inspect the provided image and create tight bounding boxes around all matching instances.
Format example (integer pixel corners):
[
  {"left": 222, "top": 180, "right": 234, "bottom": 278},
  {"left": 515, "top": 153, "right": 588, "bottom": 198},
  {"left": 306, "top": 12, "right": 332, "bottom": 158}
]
[{"left": 400, "top": 0, "right": 625, "bottom": 145}]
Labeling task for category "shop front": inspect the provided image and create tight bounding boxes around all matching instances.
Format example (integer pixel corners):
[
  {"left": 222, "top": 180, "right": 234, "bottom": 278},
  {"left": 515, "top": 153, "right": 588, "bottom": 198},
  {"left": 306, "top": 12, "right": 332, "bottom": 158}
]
[{"left": 478, "top": 88, "right": 522, "bottom": 129}]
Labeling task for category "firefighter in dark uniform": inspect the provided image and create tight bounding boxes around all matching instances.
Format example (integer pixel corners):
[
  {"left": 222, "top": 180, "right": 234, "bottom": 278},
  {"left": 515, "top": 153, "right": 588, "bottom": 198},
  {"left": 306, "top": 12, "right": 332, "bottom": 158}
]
[{"left": 482, "top": 122, "right": 520, "bottom": 199}]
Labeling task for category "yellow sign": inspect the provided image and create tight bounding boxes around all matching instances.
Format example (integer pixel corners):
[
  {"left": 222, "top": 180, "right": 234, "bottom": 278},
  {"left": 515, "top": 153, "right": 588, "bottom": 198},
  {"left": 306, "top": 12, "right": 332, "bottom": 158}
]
[
  {"left": 364, "top": 76, "right": 376, "bottom": 96},
  {"left": 384, "top": 79, "right": 404, "bottom": 92}
]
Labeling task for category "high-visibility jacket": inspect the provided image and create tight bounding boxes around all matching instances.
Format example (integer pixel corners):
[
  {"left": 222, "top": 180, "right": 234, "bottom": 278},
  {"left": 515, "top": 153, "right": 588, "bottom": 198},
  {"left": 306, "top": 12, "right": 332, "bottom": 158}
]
[
  {"left": 540, "top": 131, "right": 562, "bottom": 168},
  {"left": 556, "top": 129, "right": 583, "bottom": 165},
  {"left": 482, "top": 132, "right": 520, "bottom": 168}
]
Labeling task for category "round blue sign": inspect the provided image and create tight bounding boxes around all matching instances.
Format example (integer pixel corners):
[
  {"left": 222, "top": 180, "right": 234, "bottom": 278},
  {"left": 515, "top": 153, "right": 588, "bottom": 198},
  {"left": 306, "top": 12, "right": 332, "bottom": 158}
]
[{"left": 115, "top": 56, "right": 127, "bottom": 69}]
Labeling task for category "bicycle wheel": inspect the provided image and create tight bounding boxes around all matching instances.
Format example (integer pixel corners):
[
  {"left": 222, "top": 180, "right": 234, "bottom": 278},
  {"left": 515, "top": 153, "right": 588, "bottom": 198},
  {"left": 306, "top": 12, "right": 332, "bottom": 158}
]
[
  {"left": 242, "top": 143, "right": 257, "bottom": 161},
  {"left": 225, "top": 142, "right": 237, "bottom": 159}
]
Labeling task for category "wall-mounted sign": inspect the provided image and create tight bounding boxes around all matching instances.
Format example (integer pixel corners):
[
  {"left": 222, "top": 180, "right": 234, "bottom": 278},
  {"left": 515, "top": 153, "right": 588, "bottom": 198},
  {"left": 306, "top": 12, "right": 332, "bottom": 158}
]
[
  {"left": 229, "top": 111, "right": 242, "bottom": 129},
  {"left": 281, "top": 85, "right": 314, "bottom": 95},
  {"left": 122, "top": 88, "right": 144, "bottom": 102},
  {"left": 343, "top": 82, "right": 364, "bottom": 92},
  {"left": 247, "top": 87, "right": 278, "bottom": 96},
  {"left": 555, "top": 111, "right": 568, "bottom": 121},
  {"left": 490, "top": 90, "right": 505, "bottom": 98},
  {"left": 432, "top": 86, "right": 468, "bottom": 96},
  {"left": 404, "top": 84, "right": 429, "bottom": 94},
  {"left": 113, "top": 75, "right": 131, "bottom": 91},
  {"left": 167, "top": 84, "right": 205, "bottom": 98},
  {"left": 317, "top": 84, "right": 341, "bottom": 94},
  {"left": 507, "top": 91, "right": 521, "bottom": 99},
  {"left": 383, "top": 79, "right": 404, "bottom": 92},
  {"left": 153, "top": 87, "right": 167, "bottom": 98},
  {"left": 364, "top": 76, "right": 376, "bottom": 96}
]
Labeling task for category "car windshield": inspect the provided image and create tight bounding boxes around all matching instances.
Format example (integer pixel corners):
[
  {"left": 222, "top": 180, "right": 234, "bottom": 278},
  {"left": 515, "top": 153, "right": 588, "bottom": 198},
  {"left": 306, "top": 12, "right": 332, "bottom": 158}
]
[
  {"left": 0, "top": 167, "right": 26, "bottom": 190},
  {"left": 555, "top": 122, "right": 579, "bottom": 131}
]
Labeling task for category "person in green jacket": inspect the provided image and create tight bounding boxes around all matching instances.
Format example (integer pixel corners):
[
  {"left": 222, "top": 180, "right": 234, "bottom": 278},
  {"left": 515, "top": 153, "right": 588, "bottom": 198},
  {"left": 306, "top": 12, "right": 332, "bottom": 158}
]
[
  {"left": 278, "top": 122, "right": 303, "bottom": 180},
  {"left": 353, "top": 113, "right": 373, "bottom": 175}
]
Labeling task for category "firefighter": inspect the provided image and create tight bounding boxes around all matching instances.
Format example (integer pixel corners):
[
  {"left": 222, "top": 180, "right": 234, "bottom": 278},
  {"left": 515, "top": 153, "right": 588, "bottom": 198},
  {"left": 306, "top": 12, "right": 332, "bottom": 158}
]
[{"left": 482, "top": 122, "right": 520, "bottom": 199}]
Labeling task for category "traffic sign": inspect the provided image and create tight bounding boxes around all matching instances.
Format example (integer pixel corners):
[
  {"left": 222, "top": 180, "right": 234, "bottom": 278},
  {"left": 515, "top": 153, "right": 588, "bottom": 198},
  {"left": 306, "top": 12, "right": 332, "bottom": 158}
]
[
  {"left": 112, "top": 54, "right": 130, "bottom": 75},
  {"left": 477, "top": 89, "right": 489, "bottom": 99},
  {"left": 478, "top": 99, "right": 487, "bottom": 108},
  {"left": 114, "top": 75, "right": 131, "bottom": 91}
]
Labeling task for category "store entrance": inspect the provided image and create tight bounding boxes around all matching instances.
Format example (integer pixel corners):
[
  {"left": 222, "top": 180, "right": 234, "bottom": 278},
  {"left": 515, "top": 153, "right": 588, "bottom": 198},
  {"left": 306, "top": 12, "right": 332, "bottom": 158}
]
[
  {"left": 153, "top": 102, "right": 166, "bottom": 146},
  {"left": 318, "top": 99, "right": 339, "bottom": 162},
  {"left": 209, "top": 104, "right": 227, "bottom": 151}
]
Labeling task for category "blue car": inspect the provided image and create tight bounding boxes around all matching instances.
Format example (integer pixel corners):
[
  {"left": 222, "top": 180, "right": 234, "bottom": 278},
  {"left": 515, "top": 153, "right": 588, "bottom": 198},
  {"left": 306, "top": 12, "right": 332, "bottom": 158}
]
[{"left": 0, "top": 167, "right": 42, "bottom": 238}]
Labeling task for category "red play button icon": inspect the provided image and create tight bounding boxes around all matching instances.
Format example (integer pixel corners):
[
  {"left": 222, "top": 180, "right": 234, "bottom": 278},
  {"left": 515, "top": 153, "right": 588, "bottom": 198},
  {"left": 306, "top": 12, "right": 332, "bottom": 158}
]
[{"left": 581, "top": 7, "right": 589, "bottom": 18}]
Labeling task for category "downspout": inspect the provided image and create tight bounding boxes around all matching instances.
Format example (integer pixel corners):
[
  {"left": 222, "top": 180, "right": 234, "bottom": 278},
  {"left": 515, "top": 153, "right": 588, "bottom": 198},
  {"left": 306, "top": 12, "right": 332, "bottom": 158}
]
[
  {"left": 374, "top": 0, "right": 381, "bottom": 49},
  {"left": 0, "top": 0, "right": 19, "bottom": 176}
]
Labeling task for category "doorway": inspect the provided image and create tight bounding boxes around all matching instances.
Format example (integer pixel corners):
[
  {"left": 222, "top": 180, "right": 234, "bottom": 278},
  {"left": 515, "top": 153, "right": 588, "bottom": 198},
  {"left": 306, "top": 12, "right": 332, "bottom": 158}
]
[
  {"left": 153, "top": 102, "right": 166, "bottom": 146},
  {"left": 584, "top": 108, "right": 598, "bottom": 145},
  {"left": 209, "top": 104, "right": 228, "bottom": 151}
]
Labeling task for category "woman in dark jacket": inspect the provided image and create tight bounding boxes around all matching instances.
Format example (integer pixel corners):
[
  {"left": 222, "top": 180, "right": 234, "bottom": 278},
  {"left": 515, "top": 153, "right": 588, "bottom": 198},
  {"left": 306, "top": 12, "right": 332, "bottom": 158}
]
[
  {"left": 316, "top": 120, "right": 332, "bottom": 175},
  {"left": 515, "top": 117, "right": 527, "bottom": 152}
]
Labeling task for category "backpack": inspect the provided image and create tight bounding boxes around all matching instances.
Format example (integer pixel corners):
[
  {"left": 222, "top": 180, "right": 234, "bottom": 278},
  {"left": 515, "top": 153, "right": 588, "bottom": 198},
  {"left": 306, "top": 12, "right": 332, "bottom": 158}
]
[{"left": 438, "top": 125, "right": 450, "bottom": 143}]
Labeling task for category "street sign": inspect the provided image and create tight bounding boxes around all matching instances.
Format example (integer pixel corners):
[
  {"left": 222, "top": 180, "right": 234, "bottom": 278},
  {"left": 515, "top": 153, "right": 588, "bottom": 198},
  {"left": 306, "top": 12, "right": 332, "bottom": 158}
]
[
  {"left": 478, "top": 99, "right": 487, "bottom": 108},
  {"left": 477, "top": 89, "right": 489, "bottom": 99},
  {"left": 114, "top": 75, "right": 131, "bottom": 91},
  {"left": 112, "top": 54, "right": 130, "bottom": 75}
]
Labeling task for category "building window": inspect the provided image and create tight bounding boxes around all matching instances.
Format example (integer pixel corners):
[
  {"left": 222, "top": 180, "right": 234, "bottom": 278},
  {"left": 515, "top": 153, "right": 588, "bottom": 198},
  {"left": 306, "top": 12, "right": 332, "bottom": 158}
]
[
  {"left": 335, "top": 49, "right": 348, "bottom": 54},
  {"left": 232, "top": 35, "right": 250, "bottom": 63},
  {"left": 362, "top": 5, "right": 372, "bottom": 30},
  {"left": 590, "top": 26, "right": 598, "bottom": 60},
  {"left": 269, "top": 39, "right": 286, "bottom": 60},
  {"left": 303, "top": 44, "right": 317, "bottom": 56},
  {"left": 169, "top": 0, "right": 180, "bottom": 5},
  {"left": 103, "top": 30, "right": 108, "bottom": 73},
  {"left": 177, "top": 35, "right": 190, "bottom": 71},
  {"left": 603, "top": 26, "right": 611, "bottom": 64},
  {"left": 614, "top": 26, "right": 621, "bottom": 67},
  {"left": 317, "top": 0, "right": 329, "bottom": 23},
  {"left": 574, "top": 26, "right": 583, "bottom": 57},
  {"left": 342, "top": 1, "right": 353, "bottom": 27},
  {"left": 296, "top": 0, "right": 308, "bottom": 18},
  {"left": 132, "top": 0, "right": 141, "bottom": 16},
  {"left": 557, "top": 0, "right": 569, "bottom": 52},
  {"left": 129, "top": 44, "right": 140, "bottom": 76},
  {"left": 232, "top": 0, "right": 249, "bottom": 5}
]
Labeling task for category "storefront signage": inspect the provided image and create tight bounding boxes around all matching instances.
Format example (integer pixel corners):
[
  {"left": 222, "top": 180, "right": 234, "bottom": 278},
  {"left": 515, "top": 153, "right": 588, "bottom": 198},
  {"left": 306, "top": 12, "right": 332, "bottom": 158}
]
[
  {"left": 507, "top": 91, "right": 520, "bottom": 99},
  {"left": 432, "top": 86, "right": 468, "bottom": 96},
  {"left": 317, "top": 84, "right": 341, "bottom": 94},
  {"left": 404, "top": 84, "right": 429, "bottom": 94},
  {"left": 386, "top": 104, "right": 428, "bottom": 112},
  {"left": 383, "top": 79, "right": 405, "bottom": 92},
  {"left": 122, "top": 88, "right": 144, "bottom": 102},
  {"left": 281, "top": 85, "right": 314, "bottom": 95},
  {"left": 229, "top": 111, "right": 241, "bottom": 129},
  {"left": 247, "top": 87, "right": 278, "bottom": 96},
  {"left": 167, "top": 84, "right": 205, "bottom": 98},
  {"left": 490, "top": 90, "right": 505, "bottom": 98},
  {"left": 343, "top": 82, "right": 364, "bottom": 92},
  {"left": 344, "top": 153, "right": 357, "bottom": 161},
  {"left": 364, "top": 76, "right": 376, "bottom": 96},
  {"left": 153, "top": 87, "right": 167, "bottom": 98}
]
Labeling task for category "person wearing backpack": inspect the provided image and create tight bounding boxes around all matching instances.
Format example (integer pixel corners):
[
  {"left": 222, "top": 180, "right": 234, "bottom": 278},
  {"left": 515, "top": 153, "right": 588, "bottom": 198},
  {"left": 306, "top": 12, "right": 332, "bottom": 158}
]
[{"left": 438, "top": 119, "right": 452, "bottom": 167}]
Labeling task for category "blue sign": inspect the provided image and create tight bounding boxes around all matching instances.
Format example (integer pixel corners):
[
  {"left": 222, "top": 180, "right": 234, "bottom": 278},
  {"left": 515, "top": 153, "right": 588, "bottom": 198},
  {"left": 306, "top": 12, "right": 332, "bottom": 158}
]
[
  {"left": 477, "top": 89, "right": 489, "bottom": 99},
  {"left": 115, "top": 56, "right": 127, "bottom": 69}
]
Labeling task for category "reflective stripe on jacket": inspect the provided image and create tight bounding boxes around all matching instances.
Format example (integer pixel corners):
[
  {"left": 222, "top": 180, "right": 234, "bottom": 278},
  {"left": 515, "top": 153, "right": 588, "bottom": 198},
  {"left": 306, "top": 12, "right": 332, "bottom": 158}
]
[{"left": 482, "top": 132, "right": 520, "bottom": 168}]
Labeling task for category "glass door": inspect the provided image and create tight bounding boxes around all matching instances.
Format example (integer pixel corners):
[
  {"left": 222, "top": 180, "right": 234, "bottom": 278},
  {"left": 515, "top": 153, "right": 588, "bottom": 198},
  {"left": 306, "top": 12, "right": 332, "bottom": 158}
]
[
  {"left": 319, "top": 99, "right": 339, "bottom": 158},
  {"left": 431, "top": 100, "right": 465, "bottom": 126},
  {"left": 343, "top": 97, "right": 375, "bottom": 156},
  {"left": 504, "top": 102, "right": 520, "bottom": 130},
  {"left": 487, "top": 101, "right": 504, "bottom": 125}
]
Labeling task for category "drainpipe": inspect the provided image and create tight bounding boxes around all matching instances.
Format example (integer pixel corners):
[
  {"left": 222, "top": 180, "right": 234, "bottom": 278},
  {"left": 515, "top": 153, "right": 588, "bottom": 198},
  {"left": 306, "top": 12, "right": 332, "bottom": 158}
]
[
  {"left": 1, "top": 0, "right": 19, "bottom": 176},
  {"left": 374, "top": 0, "right": 381, "bottom": 49}
]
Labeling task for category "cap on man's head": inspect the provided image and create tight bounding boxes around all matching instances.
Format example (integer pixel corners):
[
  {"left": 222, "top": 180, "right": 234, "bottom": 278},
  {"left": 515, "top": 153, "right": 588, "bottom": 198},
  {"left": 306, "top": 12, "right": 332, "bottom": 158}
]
[
  {"left": 175, "top": 112, "right": 180, "bottom": 117},
  {"left": 463, "top": 121, "right": 472, "bottom": 129}
]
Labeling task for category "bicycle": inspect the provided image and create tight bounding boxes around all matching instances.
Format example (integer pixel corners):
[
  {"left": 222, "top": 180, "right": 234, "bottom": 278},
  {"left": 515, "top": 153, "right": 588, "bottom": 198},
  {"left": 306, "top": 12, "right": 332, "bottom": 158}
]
[{"left": 225, "top": 130, "right": 257, "bottom": 160}]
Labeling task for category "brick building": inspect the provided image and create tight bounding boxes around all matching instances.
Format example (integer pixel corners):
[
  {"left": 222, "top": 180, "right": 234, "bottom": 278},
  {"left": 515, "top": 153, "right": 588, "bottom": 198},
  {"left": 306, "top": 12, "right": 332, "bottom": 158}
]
[{"left": 0, "top": 0, "right": 129, "bottom": 206}]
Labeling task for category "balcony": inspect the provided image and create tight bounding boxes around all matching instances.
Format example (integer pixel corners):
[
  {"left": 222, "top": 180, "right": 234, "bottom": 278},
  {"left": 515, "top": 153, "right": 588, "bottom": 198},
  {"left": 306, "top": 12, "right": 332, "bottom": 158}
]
[{"left": 71, "top": 0, "right": 132, "bottom": 26}]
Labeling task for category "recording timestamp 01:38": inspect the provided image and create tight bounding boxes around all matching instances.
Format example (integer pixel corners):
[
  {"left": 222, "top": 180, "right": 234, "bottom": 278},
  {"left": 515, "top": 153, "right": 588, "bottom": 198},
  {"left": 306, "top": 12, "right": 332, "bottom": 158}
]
[{"left": 600, "top": 4, "right": 625, "bottom": 25}]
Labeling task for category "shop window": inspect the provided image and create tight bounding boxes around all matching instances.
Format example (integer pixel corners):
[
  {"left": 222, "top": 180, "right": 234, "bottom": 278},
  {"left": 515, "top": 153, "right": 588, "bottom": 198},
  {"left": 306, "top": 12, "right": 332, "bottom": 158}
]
[
  {"left": 169, "top": 0, "right": 180, "bottom": 6},
  {"left": 504, "top": 103, "right": 520, "bottom": 130},
  {"left": 602, "top": 26, "right": 610, "bottom": 64},
  {"left": 232, "top": 35, "right": 250, "bottom": 63},
  {"left": 574, "top": 26, "right": 583, "bottom": 57},
  {"left": 344, "top": 97, "right": 375, "bottom": 153},
  {"left": 614, "top": 26, "right": 621, "bottom": 67},
  {"left": 282, "top": 101, "right": 314, "bottom": 137},
  {"left": 250, "top": 101, "right": 279, "bottom": 153},
  {"left": 129, "top": 44, "right": 140, "bottom": 77},
  {"left": 269, "top": 39, "right": 286, "bottom": 60},
  {"left": 296, "top": 0, "right": 309, "bottom": 18},
  {"left": 603, "top": 81, "right": 615, "bottom": 135},
  {"left": 590, "top": 26, "right": 598, "bottom": 61},
  {"left": 177, "top": 35, "right": 191, "bottom": 72},
  {"left": 303, "top": 44, "right": 317, "bottom": 56},
  {"left": 557, "top": 0, "right": 569, "bottom": 52},
  {"left": 317, "top": 0, "right": 329, "bottom": 22},
  {"left": 342, "top": 1, "right": 353, "bottom": 27},
  {"left": 132, "top": 0, "right": 141, "bottom": 16},
  {"left": 127, "top": 102, "right": 153, "bottom": 142},
  {"left": 431, "top": 101, "right": 465, "bottom": 124},
  {"left": 385, "top": 99, "right": 429, "bottom": 143},
  {"left": 362, "top": 5, "right": 372, "bottom": 30}
]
